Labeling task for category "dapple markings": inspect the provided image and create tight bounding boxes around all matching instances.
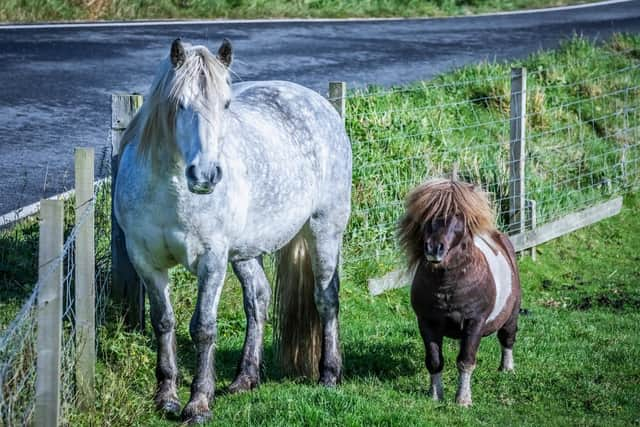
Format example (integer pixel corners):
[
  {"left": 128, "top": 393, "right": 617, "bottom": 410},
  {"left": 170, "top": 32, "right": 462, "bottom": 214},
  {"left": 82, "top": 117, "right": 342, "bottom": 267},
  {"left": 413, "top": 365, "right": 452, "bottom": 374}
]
[{"left": 114, "top": 39, "right": 351, "bottom": 424}]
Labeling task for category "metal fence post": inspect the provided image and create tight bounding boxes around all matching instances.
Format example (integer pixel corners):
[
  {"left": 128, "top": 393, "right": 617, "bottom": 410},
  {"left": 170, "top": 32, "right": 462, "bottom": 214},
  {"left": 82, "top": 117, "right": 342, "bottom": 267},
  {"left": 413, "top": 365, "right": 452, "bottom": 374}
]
[
  {"left": 35, "top": 200, "right": 64, "bottom": 427},
  {"left": 74, "top": 147, "right": 95, "bottom": 409},
  {"left": 329, "top": 82, "right": 346, "bottom": 122},
  {"left": 111, "top": 94, "right": 145, "bottom": 331},
  {"left": 509, "top": 67, "right": 527, "bottom": 236}
]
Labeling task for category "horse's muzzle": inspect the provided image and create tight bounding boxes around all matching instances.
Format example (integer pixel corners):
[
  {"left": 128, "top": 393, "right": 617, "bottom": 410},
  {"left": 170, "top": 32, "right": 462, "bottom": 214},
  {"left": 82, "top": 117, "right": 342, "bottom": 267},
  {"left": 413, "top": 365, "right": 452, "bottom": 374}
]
[{"left": 186, "top": 164, "right": 222, "bottom": 195}]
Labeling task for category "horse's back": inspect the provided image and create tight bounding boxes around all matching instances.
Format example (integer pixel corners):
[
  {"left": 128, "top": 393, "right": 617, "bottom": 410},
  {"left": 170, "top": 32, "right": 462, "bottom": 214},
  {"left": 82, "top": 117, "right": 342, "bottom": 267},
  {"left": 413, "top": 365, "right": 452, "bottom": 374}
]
[
  {"left": 232, "top": 80, "right": 349, "bottom": 150},
  {"left": 230, "top": 80, "right": 351, "bottom": 206}
]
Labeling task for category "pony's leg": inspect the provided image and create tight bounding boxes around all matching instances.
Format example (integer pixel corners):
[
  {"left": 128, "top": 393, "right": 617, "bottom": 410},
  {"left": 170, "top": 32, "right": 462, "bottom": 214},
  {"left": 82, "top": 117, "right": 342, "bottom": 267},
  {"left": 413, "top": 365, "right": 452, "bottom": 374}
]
[
  {"left": 182, "top": 251, "right": 227, "bottom": 424},
  {"left": 306, "top": 221, "right": 344, "bottom": 386},
  {"left": 229, "top": 257, "right": 271, "bottom": 393},
  {"left": 456, "top": 319, "right": 483, "bottom": 407},
  {"left": 498, "top": 308, "right": 519, "bottom": 372},
  {"left": 136, "top": 268, "right": 180, "bottom": 416},
  {"left": 417, "top": 317, "right": 444, "bottom": 401}
]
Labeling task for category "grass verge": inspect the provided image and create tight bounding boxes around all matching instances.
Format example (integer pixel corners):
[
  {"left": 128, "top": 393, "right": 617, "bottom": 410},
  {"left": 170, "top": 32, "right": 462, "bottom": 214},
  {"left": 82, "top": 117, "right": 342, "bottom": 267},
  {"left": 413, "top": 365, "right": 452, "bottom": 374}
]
[{"left": 1, "top": 0, "right": 593, "bottom": 23}]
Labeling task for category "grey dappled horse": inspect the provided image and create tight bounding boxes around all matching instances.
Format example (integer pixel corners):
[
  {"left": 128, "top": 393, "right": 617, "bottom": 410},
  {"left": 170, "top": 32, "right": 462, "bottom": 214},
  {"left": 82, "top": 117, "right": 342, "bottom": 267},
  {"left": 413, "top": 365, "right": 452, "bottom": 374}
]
[{"left": 114, "top": 39, "right": 351, "bottom": 423}]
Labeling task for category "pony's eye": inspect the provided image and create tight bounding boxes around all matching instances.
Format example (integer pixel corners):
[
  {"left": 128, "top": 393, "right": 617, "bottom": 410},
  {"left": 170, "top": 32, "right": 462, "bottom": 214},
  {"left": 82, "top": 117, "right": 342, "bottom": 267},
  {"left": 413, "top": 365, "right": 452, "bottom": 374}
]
[{"left": 224, "top": 100, "right": 231, "bottom": 109}]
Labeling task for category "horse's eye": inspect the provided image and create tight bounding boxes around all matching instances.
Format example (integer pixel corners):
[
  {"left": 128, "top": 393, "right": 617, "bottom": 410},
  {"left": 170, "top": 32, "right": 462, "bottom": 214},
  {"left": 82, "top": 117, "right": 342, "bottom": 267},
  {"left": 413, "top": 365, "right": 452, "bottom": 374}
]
[{"left": 224, "top": 100, "right": 231, "bottom": 109}]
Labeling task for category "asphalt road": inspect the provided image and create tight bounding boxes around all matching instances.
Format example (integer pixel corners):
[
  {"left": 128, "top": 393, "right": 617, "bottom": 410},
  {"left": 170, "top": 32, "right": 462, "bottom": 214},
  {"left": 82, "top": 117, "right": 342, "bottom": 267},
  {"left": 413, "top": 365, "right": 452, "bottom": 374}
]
[{"left": 1, "top": 0, "right": 640, "bottom": 215}]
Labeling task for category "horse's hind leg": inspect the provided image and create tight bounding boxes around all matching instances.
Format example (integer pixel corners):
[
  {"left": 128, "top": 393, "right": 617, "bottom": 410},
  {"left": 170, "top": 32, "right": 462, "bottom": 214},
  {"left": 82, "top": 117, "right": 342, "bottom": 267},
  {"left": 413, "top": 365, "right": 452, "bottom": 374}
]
[
  {"left": 229, "top": 257, "right": 271, "bottom": 393},
  {"left": 498, "top": 306, "right": 519, "bottom": 372},
  {"left": 138, "top": 268, "right": 181, "bottom": 416},
  {"left": 306, "top": 216, "right": 346, "bottom": 386}
]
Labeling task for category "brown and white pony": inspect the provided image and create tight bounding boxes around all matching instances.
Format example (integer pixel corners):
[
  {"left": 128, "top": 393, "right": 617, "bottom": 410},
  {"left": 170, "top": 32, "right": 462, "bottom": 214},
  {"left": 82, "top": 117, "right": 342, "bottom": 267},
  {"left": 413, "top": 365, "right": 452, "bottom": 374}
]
[{"left": 398, "top": 178, "right": 521, "bottom": 406}]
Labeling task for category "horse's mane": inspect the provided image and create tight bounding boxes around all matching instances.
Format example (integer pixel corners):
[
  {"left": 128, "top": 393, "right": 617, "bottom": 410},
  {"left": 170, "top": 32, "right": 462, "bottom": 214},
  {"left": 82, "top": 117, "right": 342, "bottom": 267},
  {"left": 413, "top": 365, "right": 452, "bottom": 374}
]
[
  {"left": 398, "top": 178, "right": 496, "bottom": 269},
  {"left": 119, "top": 44, "right": 231, "bottom": 159}
]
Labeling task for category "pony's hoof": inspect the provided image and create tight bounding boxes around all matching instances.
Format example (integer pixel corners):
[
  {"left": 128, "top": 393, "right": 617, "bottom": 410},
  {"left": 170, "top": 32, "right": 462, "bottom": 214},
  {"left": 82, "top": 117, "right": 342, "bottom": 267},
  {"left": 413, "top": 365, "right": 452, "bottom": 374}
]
[
  {"left": 455, "top": 397, "right": 473, "bottom": 407},
  {"left": 181, "top": 399, "right": 212, "bottom": 425},
  {"left": 228, "top": 375, "right": 258, "bottom": 394},
  {"left": 430, "top": 389, "right": 444, "bottom": 402}
]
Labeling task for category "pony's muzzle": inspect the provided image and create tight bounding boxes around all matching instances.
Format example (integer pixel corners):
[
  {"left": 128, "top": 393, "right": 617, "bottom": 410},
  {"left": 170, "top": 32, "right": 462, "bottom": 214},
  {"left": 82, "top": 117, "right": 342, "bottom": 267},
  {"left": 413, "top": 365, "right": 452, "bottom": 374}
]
[
  {"left": 186, "top": 164, "right": 222, "bottom": 194},
  {"left": 424, "top": 241, "right": 445, "bottom": 263}
]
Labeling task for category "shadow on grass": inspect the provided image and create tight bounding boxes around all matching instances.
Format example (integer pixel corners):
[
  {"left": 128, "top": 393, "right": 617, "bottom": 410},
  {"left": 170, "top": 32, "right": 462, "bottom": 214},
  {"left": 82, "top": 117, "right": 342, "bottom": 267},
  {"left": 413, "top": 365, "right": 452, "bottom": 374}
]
[
  {"left": 0, "top": 219, "right": 39, "bottom": 326},
  {"left": 169, "top": 329, "right": 421, "bottom": 392}
]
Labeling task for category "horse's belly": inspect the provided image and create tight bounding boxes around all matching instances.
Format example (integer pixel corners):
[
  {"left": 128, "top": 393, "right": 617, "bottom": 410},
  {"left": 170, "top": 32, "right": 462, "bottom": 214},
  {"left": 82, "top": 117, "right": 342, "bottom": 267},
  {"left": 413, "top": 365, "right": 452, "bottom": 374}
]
[{"left": 230, "top": 195, "right": 313, "bottom": 260}]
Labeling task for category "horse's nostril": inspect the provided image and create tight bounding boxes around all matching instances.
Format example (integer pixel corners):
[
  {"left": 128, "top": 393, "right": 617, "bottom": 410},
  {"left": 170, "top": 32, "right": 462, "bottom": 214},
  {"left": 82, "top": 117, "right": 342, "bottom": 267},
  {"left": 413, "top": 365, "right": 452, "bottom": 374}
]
[
  {"left": 437, "top": 243, "right": 445, "bottom": 255},
  {"left": 210, "top": 165, "right": 223, "bottom": 185},
  {"left": 186, "top": 165, "right": 198, "bottom": 182}
]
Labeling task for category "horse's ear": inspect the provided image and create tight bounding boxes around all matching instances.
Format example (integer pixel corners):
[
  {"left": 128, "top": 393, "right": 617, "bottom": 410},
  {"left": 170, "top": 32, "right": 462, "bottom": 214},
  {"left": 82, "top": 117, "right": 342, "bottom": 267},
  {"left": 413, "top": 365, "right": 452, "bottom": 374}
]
[
  {"left": 217, "top": 38, "right": 233, "bottom": 68},
  {"left": 170, "top": 38, "right": 186, "bottom": 68}
]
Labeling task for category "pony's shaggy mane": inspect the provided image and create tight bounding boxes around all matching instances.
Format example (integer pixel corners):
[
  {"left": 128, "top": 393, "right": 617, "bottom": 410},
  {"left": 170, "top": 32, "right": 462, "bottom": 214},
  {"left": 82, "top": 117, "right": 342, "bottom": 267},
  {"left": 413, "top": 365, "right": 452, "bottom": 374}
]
[
  {"left": 398, "top": 178, "right": 496, "bottom": 269},
  {"left": 119, "top": 44, "right": 231, "bottom": 159}
]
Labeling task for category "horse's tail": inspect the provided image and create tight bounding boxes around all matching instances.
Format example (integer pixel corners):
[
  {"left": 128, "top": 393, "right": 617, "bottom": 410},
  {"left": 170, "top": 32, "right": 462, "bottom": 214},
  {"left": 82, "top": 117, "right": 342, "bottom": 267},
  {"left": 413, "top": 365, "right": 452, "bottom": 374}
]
[{"left": 273, "top": 231, "right": 322, "bottom": 379}]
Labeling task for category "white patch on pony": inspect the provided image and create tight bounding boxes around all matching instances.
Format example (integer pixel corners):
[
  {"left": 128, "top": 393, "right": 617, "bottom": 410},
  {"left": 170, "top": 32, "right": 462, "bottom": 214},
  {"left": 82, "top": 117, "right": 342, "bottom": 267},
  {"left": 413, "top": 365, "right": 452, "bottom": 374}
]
[{"left": 473, "top": 234, "right": 512, "bottom": 323}]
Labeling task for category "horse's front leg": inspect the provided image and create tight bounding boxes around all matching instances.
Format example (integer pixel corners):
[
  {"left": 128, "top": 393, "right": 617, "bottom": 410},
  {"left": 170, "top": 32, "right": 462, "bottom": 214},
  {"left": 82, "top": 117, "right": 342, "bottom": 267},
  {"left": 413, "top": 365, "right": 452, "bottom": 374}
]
[
  {"left": 133, "top": 266, "right": 181, "bottom": 416},
  {"left": 456, "top": 318, "right": 483, "bottom": 407},
  {"left": 229, "top": 257, "right": 271, "bottom": 393},
  {"left": 182, "top": 251, "right": 227, "bottom": 424},
  {"left": 417, "top": 317, "right": 444, "bottom": 401}
]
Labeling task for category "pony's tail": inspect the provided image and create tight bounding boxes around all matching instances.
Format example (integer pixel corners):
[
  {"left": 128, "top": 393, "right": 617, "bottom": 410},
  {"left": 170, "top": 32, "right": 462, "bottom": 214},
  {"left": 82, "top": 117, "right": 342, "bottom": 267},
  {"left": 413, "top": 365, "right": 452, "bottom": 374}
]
[{"left": 273, "top": 232, "right": 322, "bottom": 379}]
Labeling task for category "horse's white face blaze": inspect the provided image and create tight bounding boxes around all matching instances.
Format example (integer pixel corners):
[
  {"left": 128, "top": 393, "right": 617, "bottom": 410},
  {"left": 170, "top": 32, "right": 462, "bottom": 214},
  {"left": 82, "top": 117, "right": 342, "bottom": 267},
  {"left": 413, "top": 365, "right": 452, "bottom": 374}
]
[
  {"left": 473, "top": 233, "right": 512, "bottom": 323},
  {"left": 170, "top": 41, "right": 232, "bottom": 195},
  {"left": 175, "top": 97, "right": 224, "bottom": 195}
]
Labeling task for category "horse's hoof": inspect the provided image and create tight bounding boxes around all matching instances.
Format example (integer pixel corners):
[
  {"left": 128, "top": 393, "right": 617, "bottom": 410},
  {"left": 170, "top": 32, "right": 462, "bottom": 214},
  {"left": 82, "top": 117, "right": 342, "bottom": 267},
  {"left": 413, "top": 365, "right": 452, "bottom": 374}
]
[
  {"left": 318, "top": 374, "right": 340, "bottom": 387},
  {"left": 186, "top": 412, "right": 212, "bottom": 425},
  {"left": 182, "top": 399, "right": 212, "bottom": 425},
  {"left": 156, "top": 398, "right": 181, "bottom": 418},
  {"left": 228, "top": 375, "right": 258, "bottom": 394}
]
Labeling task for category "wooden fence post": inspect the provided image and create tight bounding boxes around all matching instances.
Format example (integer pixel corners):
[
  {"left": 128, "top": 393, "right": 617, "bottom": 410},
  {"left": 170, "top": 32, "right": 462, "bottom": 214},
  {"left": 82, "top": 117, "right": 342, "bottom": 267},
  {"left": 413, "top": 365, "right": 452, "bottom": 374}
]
[
  {"left": 35, "top": 199, "right": 64, "bottom": 427},
  {"left": 74, "top": 147, "right": 95, "bottom": 409},
  {"left": 329, "top": 82, "right": 346, "bottom": 122},
  {"left": 509, "top": 67, "right": 527, "bottom": 236},
  {"left": 111, "top": 94, "right": 145, "bottom": 331},
  {"left": 526, "top": 199, "right": 537, "bottom": 261}
]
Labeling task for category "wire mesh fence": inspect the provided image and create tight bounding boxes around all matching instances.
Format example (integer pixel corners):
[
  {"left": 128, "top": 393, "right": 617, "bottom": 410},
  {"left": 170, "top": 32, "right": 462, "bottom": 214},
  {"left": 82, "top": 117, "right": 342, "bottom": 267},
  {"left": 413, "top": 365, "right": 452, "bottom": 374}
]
[
  {"left": 0, "top": 177, "right": 112, "bottom": 426},
  {"left": 342, "top": 63, "right": 640, "bottom": 278}
]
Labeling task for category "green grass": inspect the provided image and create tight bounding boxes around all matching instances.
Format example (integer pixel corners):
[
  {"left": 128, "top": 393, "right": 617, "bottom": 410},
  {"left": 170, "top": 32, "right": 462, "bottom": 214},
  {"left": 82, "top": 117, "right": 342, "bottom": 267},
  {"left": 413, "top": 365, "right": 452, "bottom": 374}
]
[
  {"left": 1, "top": 0, "right": 593, "bottom": 23},
  {"left": 69, "top": 194, "right": 640, "bottom": 426},
  {"left": 1, "top": 35, "right": 639, "bottom": 425},
  {"left": 343, "top": 33, "right": 640, "bottom": 280}
]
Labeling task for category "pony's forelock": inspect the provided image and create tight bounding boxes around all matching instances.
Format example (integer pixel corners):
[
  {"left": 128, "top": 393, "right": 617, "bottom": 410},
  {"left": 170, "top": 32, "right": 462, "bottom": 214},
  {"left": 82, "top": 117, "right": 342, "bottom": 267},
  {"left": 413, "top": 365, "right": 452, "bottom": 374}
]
[
  {"left": 119, "top": 44, "right": 231, "bottom": 159},
  {"left": 398, "top": 178, "right": 496, "bottom": 269}
]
